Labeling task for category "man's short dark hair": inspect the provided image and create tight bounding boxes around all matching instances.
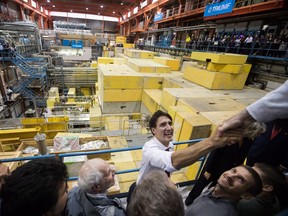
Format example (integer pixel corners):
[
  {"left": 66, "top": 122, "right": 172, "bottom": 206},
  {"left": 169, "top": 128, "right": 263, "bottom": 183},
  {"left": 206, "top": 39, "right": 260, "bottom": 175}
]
[
  {"left": 254, "top": 162, "right": 286, "bottom": 196},
  {"left": 240, "top": 165, "right": 263, "bottom": 196},
  {"left": 149, "top": 110, "right": 172, "bottom": 134},
  {"left": 0, "top": 158, "right": 68, "bottom": 216},
  {"left": 128, "top": 170, "right": 184, "bottom": 216}
]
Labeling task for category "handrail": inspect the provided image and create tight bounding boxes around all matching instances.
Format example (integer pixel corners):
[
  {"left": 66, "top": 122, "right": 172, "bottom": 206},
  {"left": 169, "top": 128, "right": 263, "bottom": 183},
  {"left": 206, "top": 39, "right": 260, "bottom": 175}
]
[{"left": 0, "top": 138, "right": 207, "bottom": 197}]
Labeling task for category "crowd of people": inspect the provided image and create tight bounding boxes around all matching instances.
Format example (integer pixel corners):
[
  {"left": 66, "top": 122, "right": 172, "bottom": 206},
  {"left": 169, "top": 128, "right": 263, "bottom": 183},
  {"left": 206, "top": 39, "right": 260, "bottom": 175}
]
[
  {"left": 176, "top": 32, "right": 288, "bottom": 58},
  {"left": 0, "top": 81, "right": 287, "bottom": 215}
]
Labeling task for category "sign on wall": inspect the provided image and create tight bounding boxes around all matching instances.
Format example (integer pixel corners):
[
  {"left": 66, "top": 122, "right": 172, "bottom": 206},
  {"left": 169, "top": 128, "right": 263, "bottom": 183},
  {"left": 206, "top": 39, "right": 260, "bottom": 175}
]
[
  {"left": 204, "top": 0, "right": 235, "bottom": 17},
  {"left": 154, "top": 13, "right": 163, "bottom": 22}
]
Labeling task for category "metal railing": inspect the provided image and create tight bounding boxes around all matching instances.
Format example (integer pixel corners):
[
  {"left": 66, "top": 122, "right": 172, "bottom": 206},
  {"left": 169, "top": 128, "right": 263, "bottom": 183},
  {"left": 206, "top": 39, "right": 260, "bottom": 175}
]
[
  {"left": 138, "top": 40, "right": 288, "bottom": 62},
  {"left": 1, "top": 138, "right": 206, "bottom": 197}
]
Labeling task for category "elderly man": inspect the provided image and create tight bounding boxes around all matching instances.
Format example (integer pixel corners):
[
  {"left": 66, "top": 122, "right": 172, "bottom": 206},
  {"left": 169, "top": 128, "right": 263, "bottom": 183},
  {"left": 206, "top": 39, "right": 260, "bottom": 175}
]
[
  {"left": 65, "top": 158, "right": 126, "bottom": 216},
  {"left": 185, "top": 165, "right": 263, "bottom": 216}
]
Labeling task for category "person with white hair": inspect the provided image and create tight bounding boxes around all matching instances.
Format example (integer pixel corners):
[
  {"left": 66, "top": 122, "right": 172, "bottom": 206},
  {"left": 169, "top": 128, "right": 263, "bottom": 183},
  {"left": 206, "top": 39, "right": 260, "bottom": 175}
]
[{"left": 65, "top": 158, "right": 126, "bottom": 216}]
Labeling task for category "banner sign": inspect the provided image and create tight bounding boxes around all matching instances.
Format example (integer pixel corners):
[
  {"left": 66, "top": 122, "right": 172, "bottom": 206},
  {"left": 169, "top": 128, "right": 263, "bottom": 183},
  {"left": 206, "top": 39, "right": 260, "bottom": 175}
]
[
  {"left": 204, "top": 0, "right": 235, "bottom": 17},
  {"left": 71, "top": 44, "right": 83, "bottom": 48},
  {"left": 154, "top": 13, "right": 163, "bottom": 22}
]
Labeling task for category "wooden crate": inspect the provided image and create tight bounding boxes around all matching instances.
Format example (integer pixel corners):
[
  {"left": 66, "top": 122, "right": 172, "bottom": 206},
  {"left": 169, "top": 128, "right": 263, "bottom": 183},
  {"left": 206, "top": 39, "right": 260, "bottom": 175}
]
[
  {"left": 17, "top": 136, "right": 111, "bottom": 160},
  {"left": 0, "top": 151, "right": 25, "bottom": 172}
]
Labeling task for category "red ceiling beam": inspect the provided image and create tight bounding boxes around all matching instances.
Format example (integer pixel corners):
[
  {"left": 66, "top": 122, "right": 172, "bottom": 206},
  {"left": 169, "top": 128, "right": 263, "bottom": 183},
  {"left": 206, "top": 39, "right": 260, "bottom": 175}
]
[
  {"left": 155, "top": 7, "right": 205, "bottom": 24},
  {"left": 120, "top": 0, "right": 170, "bottom": 24},
  {"left": 13, "top": 0, "right": 51, "bottom": 19}
]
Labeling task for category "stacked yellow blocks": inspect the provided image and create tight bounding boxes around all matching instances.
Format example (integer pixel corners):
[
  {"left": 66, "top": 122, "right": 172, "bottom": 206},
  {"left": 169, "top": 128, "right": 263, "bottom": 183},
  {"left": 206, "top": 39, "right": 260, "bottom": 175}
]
[
  {"left": 98, "top": 64, "right": 143, "bottom": 114},
  {"left": 183, "top": 52, "right": 252, "bottom": 89}
]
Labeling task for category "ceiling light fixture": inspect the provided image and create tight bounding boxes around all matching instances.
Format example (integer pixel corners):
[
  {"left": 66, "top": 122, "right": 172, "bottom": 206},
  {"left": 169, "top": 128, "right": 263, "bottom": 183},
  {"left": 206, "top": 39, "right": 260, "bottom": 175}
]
[
  {"left": 86, "top": 8, "right": 88, "bottom": 10},
  {"left": 121, "top": 2, "right": 123, "bottom": 5},
  {"left": 52, "top": 5, "right": 55, "bottom": 7},
  {"left": 100, "top": 5, "right": 103, "bottom": 8},
  {"left": 47, "top": 0, "right": 50, "bottom": 2},
  {"left": 113, "top": 11, "right": 115, "bottom": 13}
]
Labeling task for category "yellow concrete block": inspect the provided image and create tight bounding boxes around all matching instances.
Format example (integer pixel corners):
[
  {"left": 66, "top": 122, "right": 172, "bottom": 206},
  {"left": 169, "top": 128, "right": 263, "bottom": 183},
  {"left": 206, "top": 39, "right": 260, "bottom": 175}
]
[
  {"left": 243, "top": 63, "right": 252, "bottom": 73},
  {"left": 205, "top": 62, "right": 244, "bottom": 74},
  {"left": 212, "top": 86, "right": 266, "bottom": 106},
  {"left": 67, "top": 88, "right": 76, "bottom": 102},
  {"left": 98, "top": 64, "right": 143, "bottom": 89},
  {"left": 183, "top": 66, "right": 249, "bottom": 90},
  {"left": 200, "top": 111, "right": 240, "bottom": 133},
  {"left": 171, "top": 171, "right": 189, "bottom": 184},
  {"left": 168, "top": 106, "right": 191, "bottom": 121},
  {"left": 173, "top": 111, "right": 191, "bottom": 142},
  {"left": 177, "top": 97, "right": 245, "bottom": 113},
  {"left": 98, "top": 57, "right": 114, "bottom": 64},
  {"left": 161, "top": 88, "right": 222, "bottom": 111},
  {"left": 48, "top": 87, "right": 59, "bottom": 98},
  {"left": 81, "top": 88, "right": 90, "bottom": 96},
  {"left": 110, "top": 151, "right": 134, "bottom": 163},
  {"left": 103, "top": 75, "right": 143, "bottom": 89},
  {"left": 47, "top": 97, "right": 56, "bottom": 108},
  {"left": 119, "top": 180, "right": 136, "bottom": 193},
  {"left": 191, "top": 52, "right": 248, "bottom": 64},
  {"left": 140, "top": 51, "right": 155, "bottom": 59},
  {"left": 131, "top": 149, "right": 142, "bottom": 162},
  {"left": 153, "top": 56, "right": 181, "bottom": 71},
  {"left": 162, "top": 78, "right": 182, "bottom": 88},
  {"left": 98, "top": 57, "right": 126, "bottom": 64},
  {"left": 123, "top": 43, "right": 134, "bottom": 49},
  {"left": 124, "top": 49, "right": 155, "bottom": 59},
  {"left": 113, "top": 58, "right": 126, "bottom": 64},
  {"left": 141, "top": 90, "right": 162, "bottom": 114},
  {"left": 116, "top": 36, "right": 126, "bottom": 43},
  {"left": 89, "top": 104, "right": 103, "bottom": 128},
  {"left": 127, "top": 59, "right": 170, "bottom": 73},
  {"left": 174, "top": 112, "right": 211, "bottom": 150},
  {"left": 185, "top": 162, "right": 202, "bottom": 180},
  {"left": 107, "top": 136, "right": 128, "bottom": 149},
  {"left": 143, "top": 75, "right": 164, "bottom": 89},
  {"left": 105, "top": 116, "right": 129, "bottom": 131},
  {"left": 101, "top": 102, "right": 141, "bottom": 114},
  {"left": 116, "top": 162, "right": 138, "bottom": 182},
  {"left": 103, "top": 89, "right": 142, "bottom": 102},
  {"left": 90, "top": 61, "right": 98, "bottom": 68},
  {"left": 179, "top": 114, "right": 211, "bottom": 140}
]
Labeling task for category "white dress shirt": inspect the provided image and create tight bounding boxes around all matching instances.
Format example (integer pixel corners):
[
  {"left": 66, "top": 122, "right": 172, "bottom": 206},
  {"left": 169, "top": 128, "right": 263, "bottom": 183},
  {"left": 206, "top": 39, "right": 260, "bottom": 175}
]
[
  {"left": 246, "top": 80, "right": 288, "bottom": 123},
  {"left": 136, "top": 137, "right": 178, "bottom": 184}
]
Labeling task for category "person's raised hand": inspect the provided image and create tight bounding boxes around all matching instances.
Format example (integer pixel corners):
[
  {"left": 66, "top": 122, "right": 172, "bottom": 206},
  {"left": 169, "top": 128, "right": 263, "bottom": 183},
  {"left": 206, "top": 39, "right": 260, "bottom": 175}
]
[{"left": 218, "top": 109, "right": 255, "bottom": 137}]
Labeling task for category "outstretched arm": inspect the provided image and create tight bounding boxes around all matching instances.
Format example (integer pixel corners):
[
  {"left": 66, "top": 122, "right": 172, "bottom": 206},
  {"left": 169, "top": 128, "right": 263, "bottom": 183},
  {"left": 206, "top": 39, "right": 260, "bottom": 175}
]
[{"left": 171, "top": 128, "right": 242, "bottom": 169}]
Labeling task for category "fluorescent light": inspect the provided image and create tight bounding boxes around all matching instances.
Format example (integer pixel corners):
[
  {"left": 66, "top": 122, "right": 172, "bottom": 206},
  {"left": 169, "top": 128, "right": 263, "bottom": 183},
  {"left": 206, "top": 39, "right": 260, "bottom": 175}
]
[{"left": 50, "top": 11, "right": 118, "bottom": 22}]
